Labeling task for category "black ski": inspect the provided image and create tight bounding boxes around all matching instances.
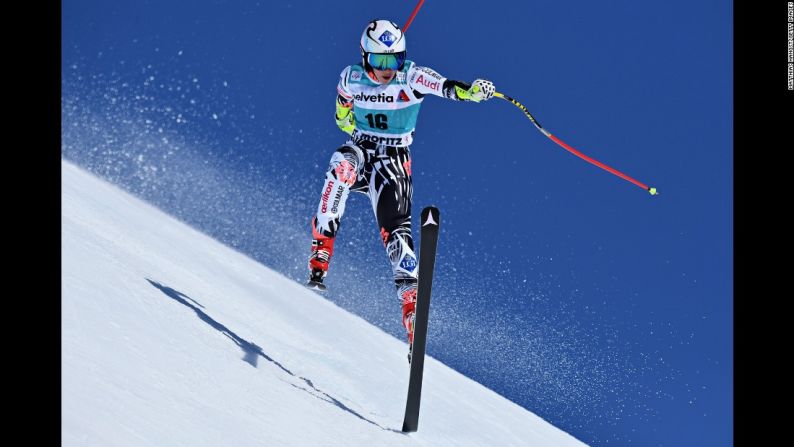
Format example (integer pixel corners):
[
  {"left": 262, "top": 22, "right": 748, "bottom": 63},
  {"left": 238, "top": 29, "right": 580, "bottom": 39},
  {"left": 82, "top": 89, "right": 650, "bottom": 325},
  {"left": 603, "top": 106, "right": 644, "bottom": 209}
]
[{"left": 402, "top": 206, "right": 440, "bottom": 433}]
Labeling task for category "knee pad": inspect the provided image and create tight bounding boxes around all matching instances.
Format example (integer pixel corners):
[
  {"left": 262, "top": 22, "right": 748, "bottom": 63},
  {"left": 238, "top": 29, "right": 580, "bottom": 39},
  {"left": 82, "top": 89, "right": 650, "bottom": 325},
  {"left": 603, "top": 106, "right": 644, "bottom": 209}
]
[{"left": 329, "top": 145, "right": 364, "bottom": 186}]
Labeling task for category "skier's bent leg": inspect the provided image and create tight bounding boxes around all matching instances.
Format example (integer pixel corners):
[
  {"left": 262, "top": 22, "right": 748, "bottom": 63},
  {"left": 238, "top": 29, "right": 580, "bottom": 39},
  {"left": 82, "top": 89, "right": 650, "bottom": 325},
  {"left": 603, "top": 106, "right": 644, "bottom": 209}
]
[{"left": 308, "top": 145, "right": 365, "bottom": 284}]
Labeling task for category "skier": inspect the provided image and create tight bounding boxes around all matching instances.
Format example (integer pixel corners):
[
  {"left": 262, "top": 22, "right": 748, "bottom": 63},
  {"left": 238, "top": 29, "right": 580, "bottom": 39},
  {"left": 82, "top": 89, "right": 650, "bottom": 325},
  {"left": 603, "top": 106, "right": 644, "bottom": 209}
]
[{"left": 306, "top": 19, "right": 495, "bottom": 352}]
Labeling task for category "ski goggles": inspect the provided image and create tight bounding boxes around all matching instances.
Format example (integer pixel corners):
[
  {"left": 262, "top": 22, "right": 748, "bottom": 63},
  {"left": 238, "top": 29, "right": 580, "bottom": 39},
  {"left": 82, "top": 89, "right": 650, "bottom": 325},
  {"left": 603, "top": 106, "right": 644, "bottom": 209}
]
[{"left": 367, "top": 51, "right": 406, "bottom": 71}]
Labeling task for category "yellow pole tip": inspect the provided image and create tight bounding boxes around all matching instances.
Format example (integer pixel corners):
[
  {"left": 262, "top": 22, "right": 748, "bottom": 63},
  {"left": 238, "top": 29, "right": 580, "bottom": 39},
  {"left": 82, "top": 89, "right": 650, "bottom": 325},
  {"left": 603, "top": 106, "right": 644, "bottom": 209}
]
[{"left": 648, "top": 187, "right": 658, "bottom": 195}]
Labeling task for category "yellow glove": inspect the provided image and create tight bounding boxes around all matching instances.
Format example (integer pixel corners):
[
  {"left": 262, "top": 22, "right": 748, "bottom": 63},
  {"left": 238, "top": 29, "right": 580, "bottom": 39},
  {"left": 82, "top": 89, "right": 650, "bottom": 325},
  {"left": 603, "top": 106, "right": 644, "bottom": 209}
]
[
  {"left": 335, "top": 100, "right": 355, "bottom": 135},
  {"left": 454, "top": 79, "right": 496, "bottom": 102}
]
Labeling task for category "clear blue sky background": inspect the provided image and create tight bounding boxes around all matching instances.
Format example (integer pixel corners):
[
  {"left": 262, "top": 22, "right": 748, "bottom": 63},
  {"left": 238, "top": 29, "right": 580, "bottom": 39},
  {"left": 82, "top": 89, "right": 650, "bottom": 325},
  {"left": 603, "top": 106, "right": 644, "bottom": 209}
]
[{"left": 62, "top": 1, "right": 732, "bottom": 445}]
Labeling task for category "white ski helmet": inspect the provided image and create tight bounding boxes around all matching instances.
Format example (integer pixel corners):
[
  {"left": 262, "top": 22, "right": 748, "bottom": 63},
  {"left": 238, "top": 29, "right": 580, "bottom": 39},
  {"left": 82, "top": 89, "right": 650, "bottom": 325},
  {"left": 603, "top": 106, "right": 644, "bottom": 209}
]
[{"left": 360, "top": 19, "right": 406, "bottom": 71}]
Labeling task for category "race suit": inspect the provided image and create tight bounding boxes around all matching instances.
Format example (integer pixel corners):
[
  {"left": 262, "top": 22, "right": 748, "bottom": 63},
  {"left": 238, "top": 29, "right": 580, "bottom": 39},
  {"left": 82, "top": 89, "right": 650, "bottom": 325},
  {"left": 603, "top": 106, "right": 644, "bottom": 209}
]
[{"left": 312, "top": 60, "right": 472, "bottom": 299}]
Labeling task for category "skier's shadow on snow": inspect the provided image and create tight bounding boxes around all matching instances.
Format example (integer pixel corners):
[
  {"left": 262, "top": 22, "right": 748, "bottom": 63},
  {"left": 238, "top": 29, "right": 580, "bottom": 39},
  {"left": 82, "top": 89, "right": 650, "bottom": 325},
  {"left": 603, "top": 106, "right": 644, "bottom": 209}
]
[{"left": 146, "top": 279, "right": 403, "bottom": 434}]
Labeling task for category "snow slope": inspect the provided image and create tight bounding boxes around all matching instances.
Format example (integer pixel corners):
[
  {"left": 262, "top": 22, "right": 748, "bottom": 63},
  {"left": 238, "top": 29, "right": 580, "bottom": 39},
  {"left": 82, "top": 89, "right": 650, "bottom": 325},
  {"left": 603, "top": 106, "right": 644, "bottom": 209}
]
[{"left": 61, "top": 159, "right": 587, "bottom": 446}]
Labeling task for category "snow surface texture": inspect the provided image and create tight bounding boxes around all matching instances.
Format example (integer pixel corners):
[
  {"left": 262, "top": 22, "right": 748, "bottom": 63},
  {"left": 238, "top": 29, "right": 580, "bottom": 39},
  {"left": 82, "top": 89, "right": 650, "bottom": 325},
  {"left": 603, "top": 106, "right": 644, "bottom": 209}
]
[{"left": 62, "top": 159, "right": 588, "bottom": 446}]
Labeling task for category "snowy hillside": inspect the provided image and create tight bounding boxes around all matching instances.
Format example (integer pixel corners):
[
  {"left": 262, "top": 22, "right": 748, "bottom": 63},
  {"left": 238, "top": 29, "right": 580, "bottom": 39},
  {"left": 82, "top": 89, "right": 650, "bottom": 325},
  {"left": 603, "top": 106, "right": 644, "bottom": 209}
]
[{"left": 61, "top": 159, "right": 587, "bottom": 446}]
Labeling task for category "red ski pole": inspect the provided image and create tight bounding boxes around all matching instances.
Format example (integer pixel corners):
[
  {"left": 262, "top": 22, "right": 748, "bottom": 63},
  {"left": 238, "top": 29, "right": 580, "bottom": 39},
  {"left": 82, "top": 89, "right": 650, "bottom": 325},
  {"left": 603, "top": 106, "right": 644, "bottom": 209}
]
[
  {"left": 494, "top": 92, "right": 658, "bottom": 195},
  {"left": 403, "top": 0, "right": 425, "bottom": 33}
]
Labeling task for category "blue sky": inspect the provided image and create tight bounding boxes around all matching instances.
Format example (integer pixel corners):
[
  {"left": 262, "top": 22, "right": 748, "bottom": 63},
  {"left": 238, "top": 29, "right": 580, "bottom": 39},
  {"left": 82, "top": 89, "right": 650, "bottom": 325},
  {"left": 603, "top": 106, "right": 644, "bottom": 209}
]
[{"left": 62, "top": 1, "right": 732, "bottom": 445}]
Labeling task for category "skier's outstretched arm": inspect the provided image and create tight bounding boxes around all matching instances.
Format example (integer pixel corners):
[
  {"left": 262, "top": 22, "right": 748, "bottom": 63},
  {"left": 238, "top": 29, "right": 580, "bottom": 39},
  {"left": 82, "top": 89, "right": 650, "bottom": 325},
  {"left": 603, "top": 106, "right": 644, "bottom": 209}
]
[{"left": 407, "top": 63, "right": 495, "bottom": 102}]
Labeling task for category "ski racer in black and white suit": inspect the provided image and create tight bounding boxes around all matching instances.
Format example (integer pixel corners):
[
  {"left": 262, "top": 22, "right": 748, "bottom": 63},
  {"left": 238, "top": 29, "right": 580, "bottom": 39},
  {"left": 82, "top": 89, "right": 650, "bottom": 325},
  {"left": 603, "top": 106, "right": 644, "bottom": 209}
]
[{"left": 307, "top": 19, "right": 496, "bottom": 347}]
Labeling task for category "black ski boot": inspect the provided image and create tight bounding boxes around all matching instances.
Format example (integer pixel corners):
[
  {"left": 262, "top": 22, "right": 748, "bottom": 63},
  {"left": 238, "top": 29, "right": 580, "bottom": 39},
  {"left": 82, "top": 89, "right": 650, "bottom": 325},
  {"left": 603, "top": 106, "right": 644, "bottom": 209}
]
[{"left": 306, "top": 268, "right": 327, "bottom": 291}]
